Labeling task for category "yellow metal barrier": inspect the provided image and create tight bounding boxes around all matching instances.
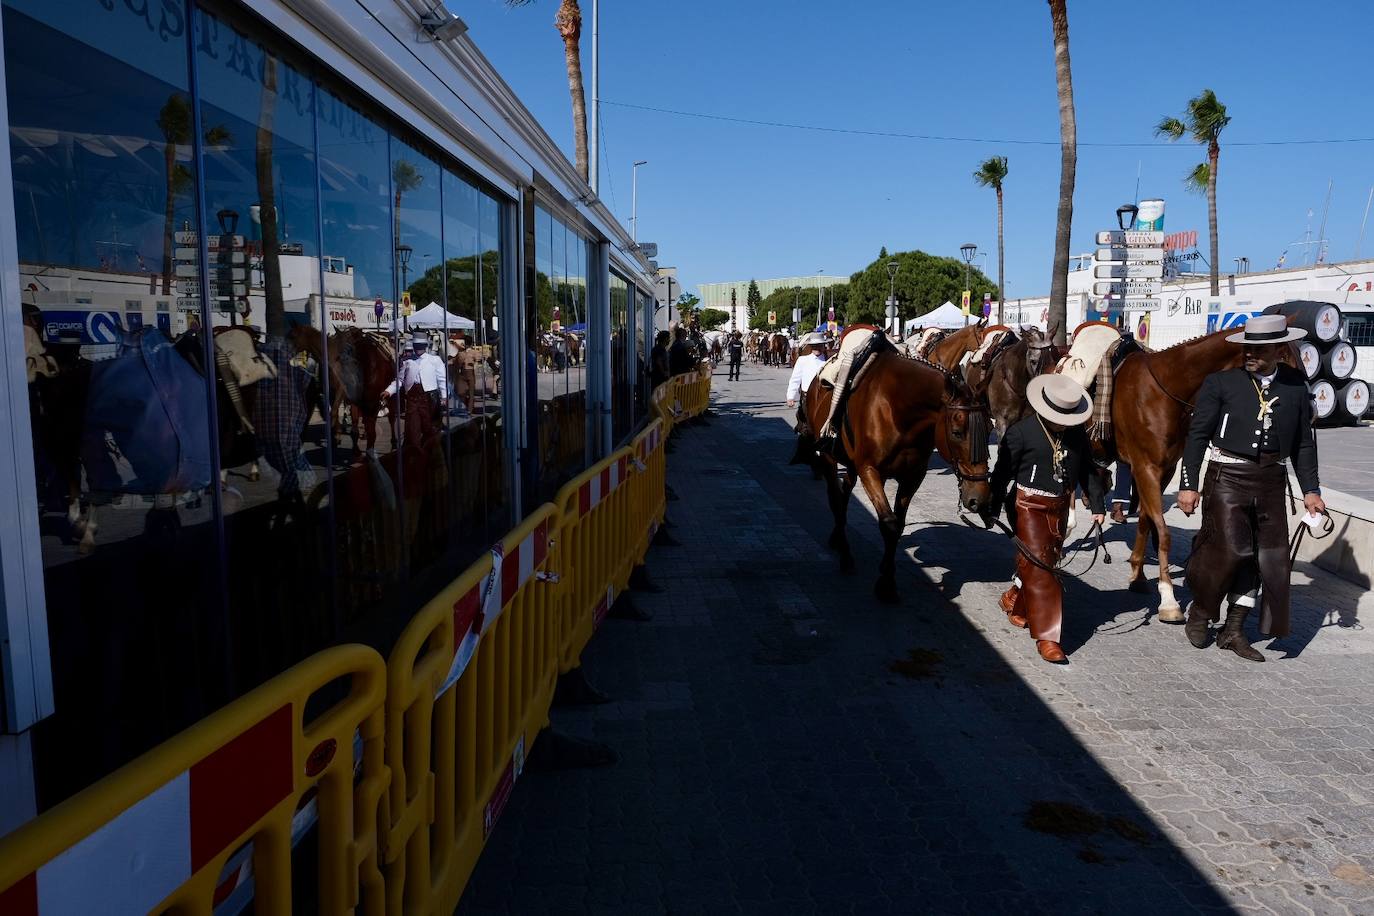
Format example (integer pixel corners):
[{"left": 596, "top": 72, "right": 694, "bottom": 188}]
[
  {"left": 628, "top": 418, "right": 668, "bottom": 566},
  {"left": 380, "top": 505, "right": 561, "bottom": 915},
  {"left": 0, "top": 645, "right": 389, "bottom": 916},
  {"left": 553, "top": 447, "right": 638, "bottom": 670}
]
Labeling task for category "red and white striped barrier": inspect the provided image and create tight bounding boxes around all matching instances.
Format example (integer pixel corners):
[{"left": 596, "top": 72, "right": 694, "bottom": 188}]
[
  {"left": 577, "top": 455, "right": 629, "bottom": 517},
  {"left": 1, "top": 708, "right": 296, "bottom": 916},
  {"left": 437, "top": 518, "right": 552, "bottom": 698}
]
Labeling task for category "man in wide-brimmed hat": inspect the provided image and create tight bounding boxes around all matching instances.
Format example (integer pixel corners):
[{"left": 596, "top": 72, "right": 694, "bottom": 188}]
[
  {"left": 785, "top": 332, "right": 830, "bottom": 408},
  {"left": 990, "top": 374, "right": 1106, "bottom": 664},
  {"left": 1177, "top": 314, "right": 1323, "bottom": 662}
]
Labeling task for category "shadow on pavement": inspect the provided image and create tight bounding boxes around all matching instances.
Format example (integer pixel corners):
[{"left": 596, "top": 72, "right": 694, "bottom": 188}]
[{"left": 459, "top": 409, "right": 1236, "bottom": 914}]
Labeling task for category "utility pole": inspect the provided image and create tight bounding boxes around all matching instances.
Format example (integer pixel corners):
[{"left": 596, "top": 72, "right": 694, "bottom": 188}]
[
  {"left": 631, "top": 160, "right": 647, "bottom": 243},
  {"left": 589, "top": 0, "right": 599, "bottom": 194}
]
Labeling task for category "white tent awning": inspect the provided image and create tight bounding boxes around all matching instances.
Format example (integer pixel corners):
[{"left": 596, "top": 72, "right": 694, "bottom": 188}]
[{"left": 390, "top": 301, "right": 475, "bottom": 330}]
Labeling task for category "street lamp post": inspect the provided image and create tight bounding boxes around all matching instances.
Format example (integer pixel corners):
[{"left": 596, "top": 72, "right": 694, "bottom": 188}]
[
  {"left": 1113, "top": 204, "right": 1139, "bottom": 326},
  {"left": 815, "top": 269, "right": 824, "bottom": 330},
  {"left": 959, "top": 242, "right": 977, "bottom": 292},
  {"left": 886, "top": 258, "right": 899, "bottom": 335},
  {"left": 396, "top": 243, "right": 413, "bottom": 331},
  {"left": 631, "top": 160, "right": 647, "bottom": 243}
]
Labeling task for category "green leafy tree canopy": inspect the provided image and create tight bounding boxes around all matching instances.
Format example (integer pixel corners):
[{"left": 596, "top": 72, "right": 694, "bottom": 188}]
[{"left": 845, "top": 250, "right": 997, "bottom": 327}]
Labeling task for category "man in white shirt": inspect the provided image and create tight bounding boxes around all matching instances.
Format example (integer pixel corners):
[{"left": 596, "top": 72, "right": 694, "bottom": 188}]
[
  {"left": 785, "top": 332, "right": 829, "bottom": 407},
  {"left": 386, "top": 330, "right": 447, "bottom": 417}
]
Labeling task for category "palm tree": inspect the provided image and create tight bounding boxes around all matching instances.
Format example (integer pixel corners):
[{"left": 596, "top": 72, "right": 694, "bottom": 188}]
[
  {"left": 973, "top": 156, "right": 1009, "bottom": 325},
  {"left": 1046, "top": 0, "right": 1075, "bottom": 347},
  {"left": 1156, "top": 89, "right": 1230, "bottom": 296},
  {"left": 507, "top": 0, "right": 589, "bottom": 183}
]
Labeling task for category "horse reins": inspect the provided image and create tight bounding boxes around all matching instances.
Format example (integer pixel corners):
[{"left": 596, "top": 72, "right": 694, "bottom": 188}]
[
  {"left": 962, "top": 510, "right": 1112, "bottom": 576},
  {"left": 1140, "top": 352, "right": 1196, "bottom": 413}
]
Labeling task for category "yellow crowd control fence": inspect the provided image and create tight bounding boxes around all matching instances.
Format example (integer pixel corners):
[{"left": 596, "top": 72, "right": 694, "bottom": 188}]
[
  {"left": 0, "top": 644, "right": 389, "bottom": 916},
  {"left": 381, "top": 505, "right": 562, "bottom": 914},
  {"left": 0, "top": 381, "right": 708, "bottom": 914}
]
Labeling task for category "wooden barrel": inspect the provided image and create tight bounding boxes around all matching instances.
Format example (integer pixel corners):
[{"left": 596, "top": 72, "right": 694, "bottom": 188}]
[
  {"left": 1263, "top": 301, "right": 1342, "bottom": 343},
  {"left": 1320, "top": 340, "right": 1358, "bottom": 380},
  {"left": 1296, "top": 341, "right": 1322, "bottom": 379},
  {"left": 1309, "top": 379, "right": 1337, "bottom": 421},
  {"left": 1334, "top": 379, "right": 1370, "bottom": 423}
]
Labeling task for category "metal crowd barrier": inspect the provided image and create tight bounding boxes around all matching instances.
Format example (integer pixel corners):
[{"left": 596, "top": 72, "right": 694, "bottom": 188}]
[
  {"left": 0, "top": 395, "right": 702, "bottom": 914},
  {"left": 380, "top": 506, "right": 561, "bottom": 915},
  {"left": 553, "top": 448, "right": 637, "bottom": 670},
  {"left": 0, "top": 645, "right": 389, "bottom": 916}
]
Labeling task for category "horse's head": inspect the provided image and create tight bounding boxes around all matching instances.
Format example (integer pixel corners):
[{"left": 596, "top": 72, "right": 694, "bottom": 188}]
[
  {"left": 1022, "top": 327, "right": 1057, "bottom": 379},
  {"left": 935, "top": 371, "right": 995, "bottom": 515}
]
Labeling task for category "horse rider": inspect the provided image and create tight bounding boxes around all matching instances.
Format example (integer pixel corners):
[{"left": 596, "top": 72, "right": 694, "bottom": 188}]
[
  {"left": 991, "top": 375, "right": 1106, "bottom": 664},
  {"left": 727, "top": 330, "right": 745, "bottom": 381},
  {"left": 1176, "top": 314, "right": 1323, "bottom": 662},
  {"left": 785, "top": 332, "right": 829, "bottom": 411},
  {"left": 386, "top": 329, "right": 447, "bottom": 419}
]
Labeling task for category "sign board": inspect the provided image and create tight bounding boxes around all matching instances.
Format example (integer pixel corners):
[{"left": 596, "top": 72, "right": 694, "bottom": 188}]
[
  {"left": 1093, "top": 281, "right": 1161, "bottom": 296},
  {"left": 1095, "top": 230, "right": 1164, "bottom": 246},
  {"left": 1094, "top": 263, "right": 1164, "bottom": 279},
  {"left": 960, "top": 290, "right": 971, "bottom": 314},
  {"left": 1096, "top": 297, "right": 1162, "bottom": 311},
  {"left": 767, "top": 310, "right": 777, "bottom": 324},
  {"left": 638, "top": 242, "right": 658, "bottom": 259},
  {"left": 1095, "top": 247, "right": 1164, "bottom": 262}
]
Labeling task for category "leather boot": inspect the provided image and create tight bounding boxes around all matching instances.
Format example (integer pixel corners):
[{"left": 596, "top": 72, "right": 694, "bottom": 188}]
[
  {"left": 1216, "top": 604, "right": 1265, "bottom": 662},
  {"left": 1184, "top": 601, "right": 1212, "bottom": 649},
  {"left": 999, "top": 586, "right": 1027, "bottom": 628},
  {"left": 1036, "top": 640, "right": 1068, "bottom": 664},
  {"left": 1110, "top": 503, "right": 1128, "bottom": 525}
]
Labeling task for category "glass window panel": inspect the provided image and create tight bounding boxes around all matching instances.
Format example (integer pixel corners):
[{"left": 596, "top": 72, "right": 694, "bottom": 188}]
[
  {"left": 316, "top": 83, "right": 401, "bottom": 621},
  {"left": 3, "top": 0, "right": 225, "bottom": 808},
  {"left": 193, "top": 3, "right": 333, "bottom": 687}
]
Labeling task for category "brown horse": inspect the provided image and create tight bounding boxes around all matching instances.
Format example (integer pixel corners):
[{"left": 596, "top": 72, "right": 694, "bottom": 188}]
[
  {"left": 1109, "top": 326, "right": 1296, "bottom": 619},
  {"left": 330, "top": 326, "right": 395, "bottom": 455},
  {"left": 965, "top": 326, "right": 1059, "bottom": 433},
  {"left": 925, "top": 320, "right": 986, "bottom": 371},
  {"left": 768, "top": 332, "right": 789, "bottom": 367},
  {"left": 802, "top": 348, "right": 996, "bottom": 602}
]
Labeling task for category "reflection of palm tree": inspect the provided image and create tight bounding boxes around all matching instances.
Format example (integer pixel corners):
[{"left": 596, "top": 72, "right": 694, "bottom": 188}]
[
  {"left": 157, "top": 95, "right": 231, "bottom": 297},
  {"left": 257, "top": 54, "right": 287, "bottom": 336}
]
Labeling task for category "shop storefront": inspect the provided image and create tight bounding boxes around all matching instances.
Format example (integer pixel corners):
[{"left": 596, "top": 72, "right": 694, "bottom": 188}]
[{"left": 0, "top": 0, "right": 656, "bottom": 828}]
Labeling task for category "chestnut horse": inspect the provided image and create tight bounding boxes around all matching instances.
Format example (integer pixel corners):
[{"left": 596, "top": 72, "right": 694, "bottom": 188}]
[
  {"left": 1109, "top": 326, "right": 1296, "bottom": 619},
  {"left": 329, "top": 327, "right": 395, "bottom": 455},
  {"left": 802, "top": 348, "right": 996, "bottom": 602},
  {"left": 925, "top": 320, "right": 986, "bottom": 371}
]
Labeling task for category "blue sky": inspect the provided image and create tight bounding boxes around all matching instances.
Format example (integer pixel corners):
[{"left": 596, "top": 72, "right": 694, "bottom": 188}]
[{"left": 459, "top": 0, "right": 1374, "bottom": 299}]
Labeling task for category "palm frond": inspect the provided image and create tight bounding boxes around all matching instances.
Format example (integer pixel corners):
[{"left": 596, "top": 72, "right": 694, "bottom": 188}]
[
  {"left": 1155, "top": 116, "right": 1186, "bottom": 141},
  {"left": 972, "top": 155, "right": 1009, "bottom": 188},
  {"left": 1186, "top": 88, "right": 1231, "bottom": 142},
  {"left": 1184, "top": 162, "right": 1210, "bottom": 195}
]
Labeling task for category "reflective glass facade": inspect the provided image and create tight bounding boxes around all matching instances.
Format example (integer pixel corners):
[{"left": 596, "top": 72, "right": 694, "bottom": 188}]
[{"left": 1, "top": 0, "right": 535, "bottom": 807}]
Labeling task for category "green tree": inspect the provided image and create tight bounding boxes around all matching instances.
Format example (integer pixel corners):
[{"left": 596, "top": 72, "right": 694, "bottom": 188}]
[
  {"left": 697, "top": 308, "right": 731, "bottom": 329},
  {"left": 507, "top": 1, "right": 588, "bottom": 182},
  {"left": 1047, "top": 0, "right": 1075, "bottom": 347},
  {"left": 1156, "top": 88, "right": 1230, "bottom": 296},
  {"left": 879, "top": 246, "right": 888, "bottom": 258},
  {"left": 746, "top": 279, "right": 761, "bottom": 320},
  {"left": 675, "top": 292, "right": 700, "bottom": 314},
  {"left": 973, "top": 156, "right": 1009, "bottom": 325},
  {"left": 844, "top": 251, "right": 996, "bottom": 327}
]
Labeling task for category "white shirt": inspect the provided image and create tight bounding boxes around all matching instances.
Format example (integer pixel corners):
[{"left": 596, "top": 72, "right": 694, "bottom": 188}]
[
  {"left": 386, "top": 350, "right": 447, "bottom": 396},
  {"left": 786, "top": 353, "right": 827, "bottom": 402}
]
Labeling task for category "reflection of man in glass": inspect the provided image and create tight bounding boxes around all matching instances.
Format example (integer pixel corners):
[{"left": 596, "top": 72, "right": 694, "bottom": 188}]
[{"left": 386, "top": 330, "right": 446, "bottom": 419}]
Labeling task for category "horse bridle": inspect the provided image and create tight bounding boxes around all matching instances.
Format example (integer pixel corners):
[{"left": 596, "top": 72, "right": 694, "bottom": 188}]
[{"left": 941, "top": 397, "right": 993, "bottom": 483}]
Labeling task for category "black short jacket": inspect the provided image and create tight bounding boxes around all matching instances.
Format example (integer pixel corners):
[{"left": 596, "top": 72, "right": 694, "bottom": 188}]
[
  {"left": 990, "top": 414, "right": 1106, "bottom": 514},
  {"left": 1181, "top": 366, "right": 1319, "bottom": 493}
]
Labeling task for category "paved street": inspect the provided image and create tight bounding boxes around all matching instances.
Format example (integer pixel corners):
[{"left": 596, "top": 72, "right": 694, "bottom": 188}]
[
  {"left": 461, "top": 359, "right": 1374, "bottom": 915},
  {"left": 1313, "top": 424, "right": 1374, "bottom": 501}
]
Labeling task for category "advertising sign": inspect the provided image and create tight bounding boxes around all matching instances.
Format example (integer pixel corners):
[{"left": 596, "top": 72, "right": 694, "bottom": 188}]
[
  {"left": 1095, "top": 230, "right": 1165, "bottom": 246},
  {"left": 1094, "top": 263, "right": 1164, "bottom": 279},
  {"left": 1134, "top": 199, "right": 1166, "bottom": 231},
  {"left": 961, "top": 290, "right": 971, "bottom": 314},
  {"left": 768, "top": 310, "right": 777, "bottom": 325}
]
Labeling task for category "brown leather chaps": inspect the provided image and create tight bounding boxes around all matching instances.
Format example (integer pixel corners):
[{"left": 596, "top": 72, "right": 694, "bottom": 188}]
[
  {"left": 1011, "top": 488, "right": 1070, "bottom": 643},
  {"left": 1185, "top": 459, "right": 1291, "bottom": 637}
]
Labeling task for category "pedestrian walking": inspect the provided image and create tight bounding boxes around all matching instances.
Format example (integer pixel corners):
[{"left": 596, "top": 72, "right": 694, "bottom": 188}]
[
  {"left": 1177, "top": 314, "right": 1324, "bottom": 661},
  {"left": 649, "top": 330, "right": 671, "bottom": 392},
  {"left": 726, "top": 331, "right": 744, "bottom": 380},
  {"left": 386, "top": 330, "right": 447, "bottom": 419},
  {"left": 991, "top": 375, "right": 1106, "bottom": 664}
]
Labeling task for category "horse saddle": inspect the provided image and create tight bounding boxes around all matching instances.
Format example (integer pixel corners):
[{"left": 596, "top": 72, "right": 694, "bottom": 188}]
[
  {"left": 216, "top": 328, "right": 278, "bottom": 388},
  {"left": 1055, "top": 322, "right": 1121, "bottom": 389}
]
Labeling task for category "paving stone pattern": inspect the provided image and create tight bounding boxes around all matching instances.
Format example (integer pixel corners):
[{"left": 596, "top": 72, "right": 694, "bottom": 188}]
[{"left": 460, "top": 362, "right": 1374, "bottom": 915}]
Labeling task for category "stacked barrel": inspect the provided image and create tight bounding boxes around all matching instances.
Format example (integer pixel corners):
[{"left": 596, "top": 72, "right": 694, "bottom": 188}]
[{"left": 1265, "top": 301, "right": 1370, "bottom": 426}]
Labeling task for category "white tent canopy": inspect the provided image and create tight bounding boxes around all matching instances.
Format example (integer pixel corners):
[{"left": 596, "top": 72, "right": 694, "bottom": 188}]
[
  {"left": 390, "top": 301, "right": 475, "bottom": 330},
  {"left": 905, "top": 301, "right": 974, "bottom": 333}
]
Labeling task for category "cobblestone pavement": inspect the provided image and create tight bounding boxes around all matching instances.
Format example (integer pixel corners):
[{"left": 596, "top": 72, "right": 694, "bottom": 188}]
[
  {"left": 460, "top": 361, "right": 1374, "bottom": 915},
  {"left": 1312, "top": 423, "right": 1374, "bottom": 501}
]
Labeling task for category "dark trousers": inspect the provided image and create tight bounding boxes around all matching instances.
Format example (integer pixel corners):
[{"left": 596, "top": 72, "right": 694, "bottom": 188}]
[
  {"left": 728, "top": 357, "right": 741, "bottom": 380},
  {"left": 1185, "top": 459, "right": 1291, "bottom": 637}
]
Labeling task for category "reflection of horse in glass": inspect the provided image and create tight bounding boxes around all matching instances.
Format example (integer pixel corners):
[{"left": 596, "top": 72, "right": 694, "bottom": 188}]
[{"left": 329, "top": 327, "right": 395, "bottom": 455}]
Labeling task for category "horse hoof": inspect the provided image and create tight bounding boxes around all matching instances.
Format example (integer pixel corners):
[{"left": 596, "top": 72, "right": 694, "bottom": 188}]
[
  {"left": 1157, "top": 604, "right": 1184, "bottom": 624},
  {"left": 1128, "top": 577, "right": 1151, "bottom": 594}
]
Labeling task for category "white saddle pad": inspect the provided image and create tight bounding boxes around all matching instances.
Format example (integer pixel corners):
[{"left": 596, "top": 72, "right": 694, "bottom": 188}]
[
  {"left": 969, "top": 327, "right": 1011, "bottom": 365},
  {"left": 216, "top": 328, "right": 278, "bottom": 387},
  {"left": 1057, "top": 323, "right": 1120, "bottom": 389},
  {"left": 816, "top": 328, "right": 875, "bottom": 387}
]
